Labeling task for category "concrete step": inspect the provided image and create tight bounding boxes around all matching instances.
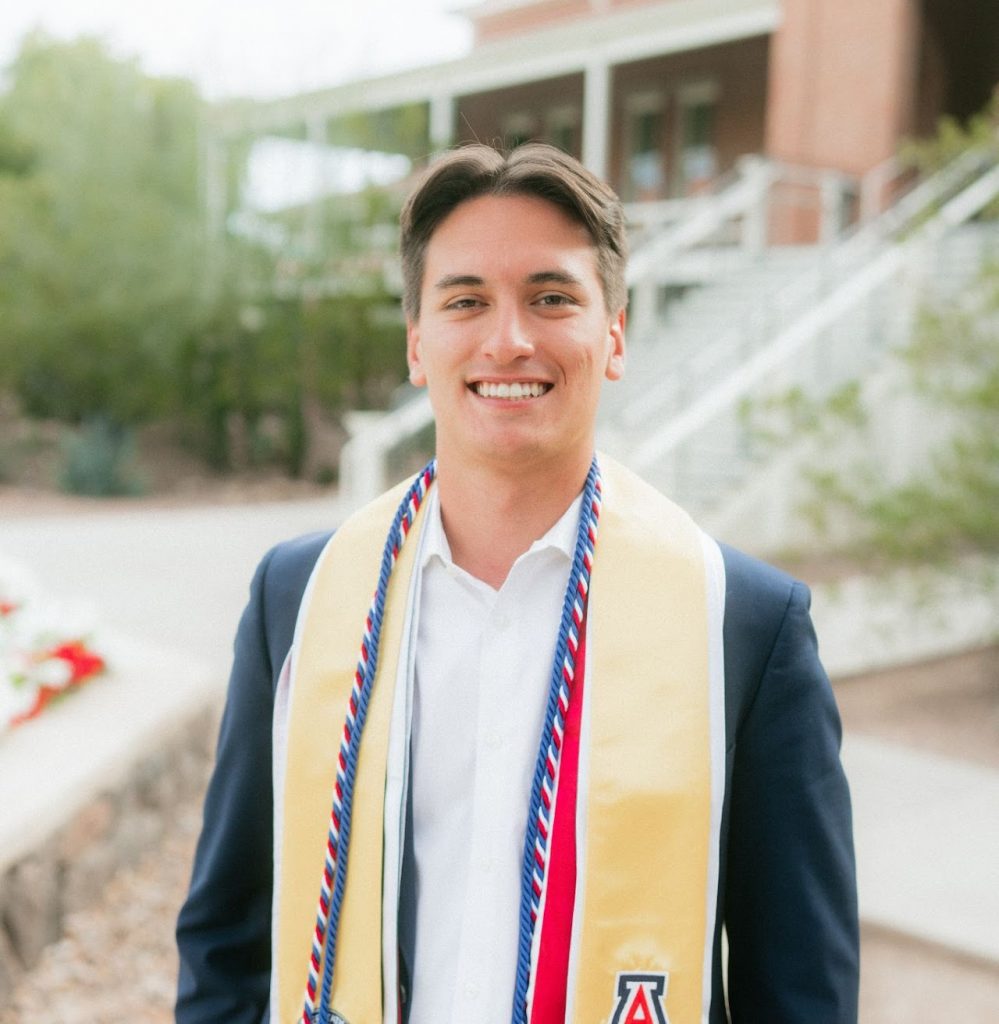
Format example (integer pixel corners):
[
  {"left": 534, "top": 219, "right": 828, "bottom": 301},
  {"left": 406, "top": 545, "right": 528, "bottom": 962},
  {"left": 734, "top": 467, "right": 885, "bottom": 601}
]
[{"left": 844, "top": 734, "right": 999, "bottom": 964}]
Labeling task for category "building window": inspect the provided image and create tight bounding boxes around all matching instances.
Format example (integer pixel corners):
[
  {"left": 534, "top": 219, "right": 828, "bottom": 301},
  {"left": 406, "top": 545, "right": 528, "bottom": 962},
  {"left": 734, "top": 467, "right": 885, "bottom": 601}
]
[
  {"left": 676, "top": 81, "right": 719, "bottom": 196},
  {"left": 502, "top": 112, "right": 537, "bottom": 150},
  {"left": 625, "top": 91, "right": 666, "bottom": 202},
  {"left": 546, "top": 104, "right": 581, "bottom": 158}
]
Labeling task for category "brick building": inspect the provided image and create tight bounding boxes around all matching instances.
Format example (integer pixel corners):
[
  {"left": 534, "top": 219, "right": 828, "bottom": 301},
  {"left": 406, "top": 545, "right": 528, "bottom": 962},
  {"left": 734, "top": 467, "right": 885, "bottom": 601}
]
[{"left": 220, "top": 0, "right": 998, "bottom": 227}]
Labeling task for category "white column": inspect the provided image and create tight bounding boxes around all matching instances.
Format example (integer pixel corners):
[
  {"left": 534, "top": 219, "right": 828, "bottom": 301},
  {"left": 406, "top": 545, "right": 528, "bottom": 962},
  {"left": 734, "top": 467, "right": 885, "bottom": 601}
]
[
  {"left": 819, "top": 170, "right": 845, "bottom": 245},
  {"left": 582, "top": 59, "right": 611, "bottom": 180},
  {"left": 429, "top": 92, "right": 455, "bottom": 154}
]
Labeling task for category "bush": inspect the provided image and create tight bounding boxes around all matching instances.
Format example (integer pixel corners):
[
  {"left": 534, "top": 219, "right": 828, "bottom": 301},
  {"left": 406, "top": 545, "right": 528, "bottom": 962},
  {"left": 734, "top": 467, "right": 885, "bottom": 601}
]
[{"left": 59, "top": 418, "right": 145, "bottom": 496}]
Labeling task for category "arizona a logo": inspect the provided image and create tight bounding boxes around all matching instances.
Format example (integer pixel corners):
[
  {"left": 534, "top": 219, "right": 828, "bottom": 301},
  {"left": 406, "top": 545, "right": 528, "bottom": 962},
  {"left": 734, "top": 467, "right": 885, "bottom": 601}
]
[{"left": 610, "top": 972, "right": 670, "bottom": 1024}]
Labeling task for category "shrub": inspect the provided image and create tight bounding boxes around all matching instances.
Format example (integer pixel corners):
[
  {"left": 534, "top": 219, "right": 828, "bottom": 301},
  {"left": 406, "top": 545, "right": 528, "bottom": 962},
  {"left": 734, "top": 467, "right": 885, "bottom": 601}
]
[{"left": 59, "top": 418, "right": 145, "bottom": 497}]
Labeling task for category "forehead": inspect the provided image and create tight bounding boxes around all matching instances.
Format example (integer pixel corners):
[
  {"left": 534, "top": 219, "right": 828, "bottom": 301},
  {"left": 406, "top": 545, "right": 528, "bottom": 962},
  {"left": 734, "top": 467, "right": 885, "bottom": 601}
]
[{"left": 422, "top": 194, "right": 598, "bottom": 282}]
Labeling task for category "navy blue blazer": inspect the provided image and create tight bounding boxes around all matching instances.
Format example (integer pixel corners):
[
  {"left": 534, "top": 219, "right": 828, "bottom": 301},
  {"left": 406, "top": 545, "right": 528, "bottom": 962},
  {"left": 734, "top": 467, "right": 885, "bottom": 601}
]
[{"left": 175, "top": 532, "right": 859, "bottom": 1023}]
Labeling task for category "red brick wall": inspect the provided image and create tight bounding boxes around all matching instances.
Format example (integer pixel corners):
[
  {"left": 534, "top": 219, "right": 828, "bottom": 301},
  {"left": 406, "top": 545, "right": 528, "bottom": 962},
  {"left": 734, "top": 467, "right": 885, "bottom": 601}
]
[
  {"left": 765, "top": 0, "right": 921, "bottom": 175},
  {"left": 473, "top": 0, "right": 594, "bottom": 45},
  {"left": 471, "top": 0, "right": 686, "bottom": 45}
]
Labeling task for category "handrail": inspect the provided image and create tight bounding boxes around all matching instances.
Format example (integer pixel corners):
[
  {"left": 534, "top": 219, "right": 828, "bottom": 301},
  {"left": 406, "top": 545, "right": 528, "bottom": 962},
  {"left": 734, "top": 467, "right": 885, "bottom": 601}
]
[
  {"left": 338, "top": 393, "right": 434, "bottom": 504},
  {"left": 626, "top": 157, "right": 774, "bottom": 282},
  {"left": 626, "top": 157, "right": 999, "bottom": 472},
  {"left": 618, "top": 148, "right": 996, "bottom": 429}
]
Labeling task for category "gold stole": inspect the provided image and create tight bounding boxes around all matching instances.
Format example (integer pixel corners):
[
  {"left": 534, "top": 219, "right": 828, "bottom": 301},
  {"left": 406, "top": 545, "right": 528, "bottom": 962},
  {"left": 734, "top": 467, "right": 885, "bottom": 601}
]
[{"left": 273, "top": 458, "right": 717, "bottom": 1023}]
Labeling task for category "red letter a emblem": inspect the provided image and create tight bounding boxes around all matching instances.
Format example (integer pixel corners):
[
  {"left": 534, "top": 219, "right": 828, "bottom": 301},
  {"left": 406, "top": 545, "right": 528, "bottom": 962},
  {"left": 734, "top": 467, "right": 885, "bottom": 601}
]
[{"left": 610, "top": 972, "right": 670, "bottom": 1024}]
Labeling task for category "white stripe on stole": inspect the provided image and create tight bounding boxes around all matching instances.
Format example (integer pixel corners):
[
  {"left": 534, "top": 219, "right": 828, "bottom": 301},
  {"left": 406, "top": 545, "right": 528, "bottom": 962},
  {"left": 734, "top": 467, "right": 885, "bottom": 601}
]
[
  {"left": 381, "top": 511, "right": 429, "bottom": 1024},
  {"left": 270, "top": 648, "right": 293, "bottom": 1024},
  {"left": 523, "top": 644, "right": 572, "bottom": 1020},
  {"left": 270, "top": 535, "right": 339, "bottom": 1024},
  {"left": 699, "top": 532, "right": 727, "bottom": 1024},
  {"left": 562, "top": 607, "right": 593, "bottom": 1024}
]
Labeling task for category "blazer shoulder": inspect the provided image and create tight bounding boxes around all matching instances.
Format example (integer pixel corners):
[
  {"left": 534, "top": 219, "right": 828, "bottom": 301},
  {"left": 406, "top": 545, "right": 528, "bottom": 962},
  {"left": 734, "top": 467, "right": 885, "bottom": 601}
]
[
  {"left": 256, "top": 529, "right": 333, "bottom": 673},
  {"left": 717, "top": 541, "right": 814, "bottom": 719},
  {"left": 718, "top": 541, "right": 801, "bottom": 616},
  {"left": 263, "top": 529, "right": 332, "bottom": 594}
]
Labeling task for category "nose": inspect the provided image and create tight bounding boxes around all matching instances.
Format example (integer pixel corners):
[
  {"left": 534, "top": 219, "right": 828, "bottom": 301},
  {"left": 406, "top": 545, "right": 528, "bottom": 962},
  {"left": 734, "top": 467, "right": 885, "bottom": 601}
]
[{"left": 481, "top": 302, "right": 535, "bottom": 363}]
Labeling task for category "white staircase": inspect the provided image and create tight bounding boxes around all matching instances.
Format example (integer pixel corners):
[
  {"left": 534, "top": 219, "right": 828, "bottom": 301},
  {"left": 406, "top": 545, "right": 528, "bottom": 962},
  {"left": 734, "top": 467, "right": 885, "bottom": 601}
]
[{"left": 600, "top": 151, "right": 999, "bottom": 539}]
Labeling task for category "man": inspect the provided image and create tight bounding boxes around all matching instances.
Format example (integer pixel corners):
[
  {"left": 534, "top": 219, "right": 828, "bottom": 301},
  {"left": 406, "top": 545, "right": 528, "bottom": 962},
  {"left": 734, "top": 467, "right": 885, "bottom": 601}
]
[{"left": 176, "top": 144, "right": 858, "bottom": 1024}]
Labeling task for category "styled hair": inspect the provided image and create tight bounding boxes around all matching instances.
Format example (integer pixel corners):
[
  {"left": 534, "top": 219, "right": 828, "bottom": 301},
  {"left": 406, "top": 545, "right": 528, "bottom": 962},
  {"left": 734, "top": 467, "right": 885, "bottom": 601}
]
[{"left": 400, "top": 143, "right": 628, "bottom": 319}]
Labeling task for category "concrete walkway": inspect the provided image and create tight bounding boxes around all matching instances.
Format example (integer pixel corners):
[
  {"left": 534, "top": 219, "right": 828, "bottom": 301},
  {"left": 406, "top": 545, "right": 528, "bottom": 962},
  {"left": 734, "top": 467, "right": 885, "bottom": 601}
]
[{"left": 2, "top": 496, "right": 997, "bottom": 966}]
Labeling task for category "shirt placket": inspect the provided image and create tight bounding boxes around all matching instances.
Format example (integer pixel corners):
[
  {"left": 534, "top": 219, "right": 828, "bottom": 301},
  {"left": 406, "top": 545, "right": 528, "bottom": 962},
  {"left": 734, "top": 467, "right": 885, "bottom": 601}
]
[{"left": 449, "top": 582, "right": 523, "bottom": 1022}]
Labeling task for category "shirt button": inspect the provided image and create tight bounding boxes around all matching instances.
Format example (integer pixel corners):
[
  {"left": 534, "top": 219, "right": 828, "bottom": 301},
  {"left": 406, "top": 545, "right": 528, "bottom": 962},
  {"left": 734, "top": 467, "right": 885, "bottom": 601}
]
[
  {"left": 494, "top": 611, "right": 511, "bottom": 630},
  {"left": 464, "top": 980, "right": 479, "bottom": 998}
]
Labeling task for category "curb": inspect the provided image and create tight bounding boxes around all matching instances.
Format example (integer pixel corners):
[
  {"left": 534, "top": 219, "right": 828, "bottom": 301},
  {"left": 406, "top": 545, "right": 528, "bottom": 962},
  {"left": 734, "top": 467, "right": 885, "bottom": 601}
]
[{"left": 0, "top": 634, "right": 219, "bottom": 1001}]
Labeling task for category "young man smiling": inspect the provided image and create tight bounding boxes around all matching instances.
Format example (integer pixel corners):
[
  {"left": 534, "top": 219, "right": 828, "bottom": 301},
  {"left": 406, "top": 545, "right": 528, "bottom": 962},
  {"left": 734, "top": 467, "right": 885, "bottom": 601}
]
[
  {"left": 176, "top": 144, "right": 859, "bottom": 1024},
  {"left": 406, "top": 189, "right": 624, "bottom": 587}
]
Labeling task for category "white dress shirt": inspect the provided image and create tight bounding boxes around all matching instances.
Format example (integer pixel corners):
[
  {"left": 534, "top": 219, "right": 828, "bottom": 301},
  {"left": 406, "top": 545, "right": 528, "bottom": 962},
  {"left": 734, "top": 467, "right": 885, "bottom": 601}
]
[{"left": 401, "top": 488, "right": 579, "bottom": 1023}]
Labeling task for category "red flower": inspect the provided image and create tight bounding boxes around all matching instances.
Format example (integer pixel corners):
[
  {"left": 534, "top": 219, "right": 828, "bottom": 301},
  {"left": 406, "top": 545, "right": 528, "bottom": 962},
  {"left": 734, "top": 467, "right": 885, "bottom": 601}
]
[
  {"left": 51, "top": 642, "right": 106, "bottom": 685},
  {"left": 7, "top": 641, "right": 106, "bottom": 728},
  {"left": 9, "top": 686, "right": 61, "bottom": 727}
]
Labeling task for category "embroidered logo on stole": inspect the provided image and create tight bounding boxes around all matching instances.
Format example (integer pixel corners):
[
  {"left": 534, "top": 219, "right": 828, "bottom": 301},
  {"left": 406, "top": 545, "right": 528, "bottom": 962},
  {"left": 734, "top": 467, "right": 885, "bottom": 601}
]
[{"left": 610, "top": 972, "right": 671, "bottom": 1024}]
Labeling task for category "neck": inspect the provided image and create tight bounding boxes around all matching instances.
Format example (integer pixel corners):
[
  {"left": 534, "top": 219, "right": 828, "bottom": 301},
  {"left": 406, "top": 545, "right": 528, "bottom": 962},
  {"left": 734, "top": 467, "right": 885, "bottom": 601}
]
[{"left": 435, "top": 450, "right": 592, "bottom": 589}]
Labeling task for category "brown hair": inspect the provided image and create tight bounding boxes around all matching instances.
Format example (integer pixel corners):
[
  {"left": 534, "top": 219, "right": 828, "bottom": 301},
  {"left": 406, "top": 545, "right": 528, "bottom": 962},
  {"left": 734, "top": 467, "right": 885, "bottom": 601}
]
[{"left": 400, "top": 143, "right": 628, "bottom": 319}]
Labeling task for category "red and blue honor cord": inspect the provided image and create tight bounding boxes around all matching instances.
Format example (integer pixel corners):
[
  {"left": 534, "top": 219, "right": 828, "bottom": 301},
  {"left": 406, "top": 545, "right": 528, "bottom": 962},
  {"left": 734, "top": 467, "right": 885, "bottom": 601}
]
[{"left": 301, "top": 456, "right": 603, "bottom": 1024}]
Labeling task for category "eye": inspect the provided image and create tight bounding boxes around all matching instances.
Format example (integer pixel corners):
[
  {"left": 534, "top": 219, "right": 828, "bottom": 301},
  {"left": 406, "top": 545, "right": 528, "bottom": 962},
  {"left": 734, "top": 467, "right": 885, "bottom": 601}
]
[
  {"left": 535, "top": 293, "right": 576, "bottom": 307},
  {"left": 444, "top": 296, "right": 483, "bottom": 311}
]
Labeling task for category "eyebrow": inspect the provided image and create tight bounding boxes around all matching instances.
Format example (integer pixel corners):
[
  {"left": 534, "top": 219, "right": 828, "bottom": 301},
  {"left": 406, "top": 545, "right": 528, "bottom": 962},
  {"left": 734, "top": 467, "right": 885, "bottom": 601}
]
[
  {"left": 526, "top": 270, "right": 584, "bottom": 288},
  {"left": 433, "top": 270, "right": 585, "bottom": 290},
  {"left": 434, "top": 274, "right": 484, "bottom": 290}
]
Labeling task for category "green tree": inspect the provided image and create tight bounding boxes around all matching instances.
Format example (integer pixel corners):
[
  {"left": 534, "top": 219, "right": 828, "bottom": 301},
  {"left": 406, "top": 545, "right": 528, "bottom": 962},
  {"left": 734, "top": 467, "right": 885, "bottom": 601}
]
[
  {"left": 176, "top": 177, "right": 410, "bottom": 476},
  {"left": 0, "top": 33, "right": 206, "bottom": 424}
]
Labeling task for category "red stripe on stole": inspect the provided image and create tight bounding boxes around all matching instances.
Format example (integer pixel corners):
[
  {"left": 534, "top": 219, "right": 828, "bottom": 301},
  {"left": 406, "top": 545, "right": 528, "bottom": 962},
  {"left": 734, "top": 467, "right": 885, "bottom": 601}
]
[{"left": 530, "top": 615, "right": 586, "bottom": 1023}]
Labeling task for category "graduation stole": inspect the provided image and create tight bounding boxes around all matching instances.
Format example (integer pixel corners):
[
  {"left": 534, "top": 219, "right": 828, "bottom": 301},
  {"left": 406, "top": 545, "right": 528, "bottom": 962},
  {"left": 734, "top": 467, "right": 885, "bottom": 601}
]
[{"left": 272, "top": 455, "right": 724, "bottom": 1024}]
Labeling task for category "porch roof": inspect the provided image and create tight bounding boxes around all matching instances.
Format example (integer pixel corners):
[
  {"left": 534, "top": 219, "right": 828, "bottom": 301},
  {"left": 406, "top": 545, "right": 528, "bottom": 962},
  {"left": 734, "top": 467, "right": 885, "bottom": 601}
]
[{"left": 216, "top": 0, "right": 779, "bottom": 138}]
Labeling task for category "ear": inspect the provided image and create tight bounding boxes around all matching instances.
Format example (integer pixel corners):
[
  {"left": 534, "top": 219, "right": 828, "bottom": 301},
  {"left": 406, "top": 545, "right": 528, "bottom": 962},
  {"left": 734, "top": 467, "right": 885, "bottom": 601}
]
[
  {"left": 406, "top": 319, "right": 427, "bottom": 387},
  {"left": 604, "top": 307, "right": 626, "bottom": 381}
]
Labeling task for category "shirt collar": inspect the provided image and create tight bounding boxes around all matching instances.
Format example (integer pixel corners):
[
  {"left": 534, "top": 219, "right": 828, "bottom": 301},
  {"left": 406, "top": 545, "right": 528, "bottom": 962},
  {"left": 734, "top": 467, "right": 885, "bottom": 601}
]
[{"left": 420, "top": 485, "right": 582, "bottom": 570}]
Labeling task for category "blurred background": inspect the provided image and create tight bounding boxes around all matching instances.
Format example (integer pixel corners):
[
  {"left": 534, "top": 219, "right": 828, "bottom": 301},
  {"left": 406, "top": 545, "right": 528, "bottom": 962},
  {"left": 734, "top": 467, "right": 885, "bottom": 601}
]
[{"left": 0, "top": 1, "right": 996, "bottom": 1021}]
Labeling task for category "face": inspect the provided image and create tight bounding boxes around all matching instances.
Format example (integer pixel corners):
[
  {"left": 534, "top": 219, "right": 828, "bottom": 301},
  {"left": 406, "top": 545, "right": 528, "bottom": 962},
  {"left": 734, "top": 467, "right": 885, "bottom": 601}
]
[{"left": 406, "top": 194, "right": 625, "bottom": 476}]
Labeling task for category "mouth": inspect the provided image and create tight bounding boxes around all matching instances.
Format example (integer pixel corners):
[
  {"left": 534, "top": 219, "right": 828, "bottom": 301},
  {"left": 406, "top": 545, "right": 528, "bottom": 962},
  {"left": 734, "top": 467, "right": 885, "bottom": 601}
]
[{"left": 470, "top": 381, "right": 552, "bottom": 400}]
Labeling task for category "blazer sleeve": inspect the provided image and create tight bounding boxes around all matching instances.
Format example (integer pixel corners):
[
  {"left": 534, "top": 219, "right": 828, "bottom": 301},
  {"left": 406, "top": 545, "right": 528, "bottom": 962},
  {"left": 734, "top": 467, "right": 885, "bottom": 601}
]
[
  {"left": 722, "top": 565, "right": 859, "bottom": 1022},
  {"left": 175, "top": 532, "right": 330, "bottom": 1024}
]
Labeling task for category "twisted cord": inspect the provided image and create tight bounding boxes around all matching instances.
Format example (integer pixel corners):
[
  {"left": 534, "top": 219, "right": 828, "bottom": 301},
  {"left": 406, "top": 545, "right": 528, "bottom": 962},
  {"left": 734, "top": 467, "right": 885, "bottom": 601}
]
[
  {"left": 296, "top": 455, "right": 602, "bottom": 1024},
  {"left": 298, "top": 460, "right": 436, "bottom": 1024},
  {"left": 511, "top": 457, "right": 602, "bottom": 1023}
]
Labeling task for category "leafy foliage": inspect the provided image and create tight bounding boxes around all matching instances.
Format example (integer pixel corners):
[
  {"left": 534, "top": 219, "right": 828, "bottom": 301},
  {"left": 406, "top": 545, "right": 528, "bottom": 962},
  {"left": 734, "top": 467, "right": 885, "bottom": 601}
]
[
  {"left": 176, "top": 287, "right": 405, "bottom": 475},
  {"left": 0, "top": 33, "right": 413, "bottom": 482},
  {"left": 819, "top": 265, "right": 998, "bottom": 566},
  {"left": 898, "top": 93, "right": 999, "bottom": 219},
  {"left": 0, "top": 34, "right": 206, "bottom": 425},
  {"left": 899, "top": 92, "right": 999, "bottom": 174},
  {"left": 747, "top": 262, "right": 999, "bottom": 572}
]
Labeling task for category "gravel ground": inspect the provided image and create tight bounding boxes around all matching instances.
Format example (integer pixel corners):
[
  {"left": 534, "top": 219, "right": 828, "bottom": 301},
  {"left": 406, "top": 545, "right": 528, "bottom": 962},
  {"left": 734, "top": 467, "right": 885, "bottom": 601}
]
[
  {"left": 0, "top": 799, "right": 203, "bottom": 1024},
  {"left": 2, "top": 651, "right": 996, "bottom": 1022}
]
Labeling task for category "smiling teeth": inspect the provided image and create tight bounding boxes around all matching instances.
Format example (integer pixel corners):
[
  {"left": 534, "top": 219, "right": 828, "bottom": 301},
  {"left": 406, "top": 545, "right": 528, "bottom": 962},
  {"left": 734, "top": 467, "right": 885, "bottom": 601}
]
[{"left": 475, "top": 382, "right": 548, "bottom": 399}]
